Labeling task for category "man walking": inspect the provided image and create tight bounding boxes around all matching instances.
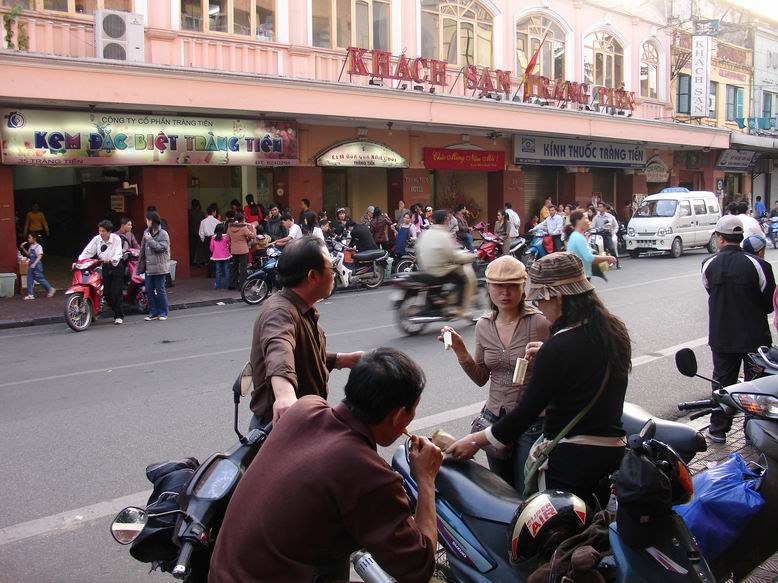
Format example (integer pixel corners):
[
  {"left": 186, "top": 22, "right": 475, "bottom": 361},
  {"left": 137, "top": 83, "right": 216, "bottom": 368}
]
[
  {"left": 505, "top": 202, "right": 521, "bottom": 243},
  {"left": 702, "top": 215, "right": 775, "bottom": 443},
  {"left": 198, "top": 204, "right": 220, "bottom": 277}
]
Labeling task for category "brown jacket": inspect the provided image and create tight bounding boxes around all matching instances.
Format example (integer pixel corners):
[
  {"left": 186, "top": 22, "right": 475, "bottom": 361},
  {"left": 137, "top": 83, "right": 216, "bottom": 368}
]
[
  {"left": 208, "top": 397, "right": 436, "bottom": 583},
  {"left": 249, "top": 287, "right": 337, "bottom": 421},
  {"left": 227, "top": 221, "right": 255, "bottom": 255}
]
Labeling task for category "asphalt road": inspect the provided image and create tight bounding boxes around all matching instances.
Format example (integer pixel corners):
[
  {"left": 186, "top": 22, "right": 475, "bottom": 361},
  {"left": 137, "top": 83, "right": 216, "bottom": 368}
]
[{"left": 2, "top": 247, "right": 778, "bottom": 582}]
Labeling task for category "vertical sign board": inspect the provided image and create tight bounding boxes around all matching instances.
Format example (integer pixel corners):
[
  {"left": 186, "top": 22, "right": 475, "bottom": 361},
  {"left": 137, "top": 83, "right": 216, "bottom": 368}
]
[{"left": 690, "top": 36, "right": 712, "bottom": 117}]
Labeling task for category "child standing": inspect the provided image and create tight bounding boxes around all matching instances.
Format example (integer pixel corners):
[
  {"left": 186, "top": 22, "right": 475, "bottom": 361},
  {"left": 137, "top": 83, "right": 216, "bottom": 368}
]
[
  {"left": 20, "top": 233, "right": 55, "bottom": 299},
  {"left": 210, "top": 223, "right": 232, "bottom": 290}
]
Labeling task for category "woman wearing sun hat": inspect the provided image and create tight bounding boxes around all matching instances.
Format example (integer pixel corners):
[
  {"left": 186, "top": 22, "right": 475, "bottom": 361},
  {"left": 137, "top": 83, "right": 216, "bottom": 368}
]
[
  {"left": 439, "top": 255, "right": 551, "bottom": 487},
  {"left": 447, "top": 252, "right": 631, "bottom": 505}
]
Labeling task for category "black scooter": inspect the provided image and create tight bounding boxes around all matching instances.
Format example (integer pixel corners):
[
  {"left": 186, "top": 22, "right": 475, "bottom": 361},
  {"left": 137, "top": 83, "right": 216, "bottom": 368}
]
[{"left": 111, "top": 363, "right": 271, "bottom": 581}]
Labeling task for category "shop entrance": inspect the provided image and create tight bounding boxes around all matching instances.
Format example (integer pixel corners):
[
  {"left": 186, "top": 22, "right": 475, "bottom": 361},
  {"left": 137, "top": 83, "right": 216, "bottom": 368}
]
[
  {"left": 433, "top": 170, "right": 488, "bottom": 224},
  {"left": 321, "top": 167, "right": 388, "bottom": 221},
  {"left": 522, "top": 167, "right": 559, "bottom": 223}
]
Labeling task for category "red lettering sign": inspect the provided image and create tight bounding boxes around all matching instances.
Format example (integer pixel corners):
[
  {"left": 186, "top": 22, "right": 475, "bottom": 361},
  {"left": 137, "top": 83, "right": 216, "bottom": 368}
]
[
  {"left": 423, "top": 148, "right": 505, "bottom": 172},
  {"left": 347, "top": 46, "right": 448, "bottom": 87}
]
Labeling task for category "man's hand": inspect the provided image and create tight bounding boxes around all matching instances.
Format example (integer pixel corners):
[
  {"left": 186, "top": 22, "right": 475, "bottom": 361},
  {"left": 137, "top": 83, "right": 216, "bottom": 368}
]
[
  {"left": 272, "top": 392, "right": 297, "bottom": 424},
  {"left": 270, "top": 377, "right": 298, "bottom": 424},
  {"left": 337, "top": 351, "right": 364, "bottom": 369},
  {"left": 409, "top": 436, "right": 443, "bottom": 482}
]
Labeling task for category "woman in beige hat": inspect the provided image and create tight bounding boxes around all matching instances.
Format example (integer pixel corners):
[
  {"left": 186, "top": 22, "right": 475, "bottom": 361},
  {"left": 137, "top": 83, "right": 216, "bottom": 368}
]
[
  {"left": 448, "top": 252, "right": 632, "bottom": 505},
  {"left": 439, "top": 255, "right": 550, "bottom": 488}
]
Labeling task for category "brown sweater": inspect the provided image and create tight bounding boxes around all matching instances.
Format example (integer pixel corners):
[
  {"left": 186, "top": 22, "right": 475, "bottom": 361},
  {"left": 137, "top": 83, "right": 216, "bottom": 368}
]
[
  {"left": 459, "top": 307, "right": 551, "bottom": 415},
  {"left": 209, "top": 397, "right": 435, "bottom": 583},
  {"left": 227, "top": 222, "right": 255, "bottom": 255}
]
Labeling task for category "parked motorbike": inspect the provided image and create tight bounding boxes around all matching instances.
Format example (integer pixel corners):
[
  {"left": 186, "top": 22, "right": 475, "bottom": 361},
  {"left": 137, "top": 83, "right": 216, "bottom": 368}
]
[
  {"left": 617, "top": 223, "right": 628, "bottom": 256},
  {"left": 769, "top": 217, "right": 778, "bottom": 249},
  {"left": 392, "top": 272, "right": 486, "bottom": 335},
  {"left": 675, "top": 347, "right": 778, "bottom": 581},
  {"left": 390, "top": 405, "right": 709, "bottom": 582},
  {"left": 63, "top": 248, "right": 147, "bottom": 332},
  {"left": 111, "top": 363, "right": 272, "bottom": 582},
  {"left": 329, "top": 238, "right": 388, "bottom": 290},
  {"left": 240, "top": 246, "right": 282, "bottom": 305},
  {"left": 522, "top": 228, "right": 549, "bottom": 269}
]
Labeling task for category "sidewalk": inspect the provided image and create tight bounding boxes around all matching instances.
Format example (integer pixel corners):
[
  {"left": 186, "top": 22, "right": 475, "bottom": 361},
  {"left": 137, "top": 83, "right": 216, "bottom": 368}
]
[
  {"left": 685, "top": 415, "right": 778, "bottom": 582},
  {"left": 0, "top": 278, "right": 243, "bottom": 330}
]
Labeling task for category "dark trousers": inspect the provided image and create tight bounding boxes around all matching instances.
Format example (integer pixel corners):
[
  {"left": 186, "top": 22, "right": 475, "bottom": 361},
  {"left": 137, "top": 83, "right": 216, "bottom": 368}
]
[
  {"left": 440, "top": 269, "right": 466, "bottom": 309},
  {"left": 602, "top": 231, "right": 616, "bottom": 256},
  {"left": 486, "top": 420, "right": 544, "bottom": 490},
  {"left": 230, "top": 253, "right": 248, "bottom": 289},
  {"left": 551, "top": 234, "right": 563, "bottom": 252},
  {"left": 546, "top": 443, "right": 626, "bottom": 508},
  {"left": 102, "top": 264, "right": 124, "bottom": 319},
  {"left": 203, "top": 236, "right": 214, "bottom": 277},
  {"left": 710, "top": 351, "right": 755, "bottom": 435}
]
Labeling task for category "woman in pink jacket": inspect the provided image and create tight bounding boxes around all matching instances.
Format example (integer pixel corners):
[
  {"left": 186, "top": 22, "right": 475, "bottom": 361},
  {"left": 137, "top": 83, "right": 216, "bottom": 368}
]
[{"left": 210, "top": 223, "right": 232, "bottom": 289}]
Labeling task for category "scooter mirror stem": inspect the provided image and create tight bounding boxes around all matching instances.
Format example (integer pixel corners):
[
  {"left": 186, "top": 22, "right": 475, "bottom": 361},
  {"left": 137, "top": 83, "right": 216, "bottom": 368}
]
[
  {"left": 695, "top": 373, "right": 721, "bottom": 388},
  {"left": 234, "top": 402, "right": 246, "bottom": 443}
]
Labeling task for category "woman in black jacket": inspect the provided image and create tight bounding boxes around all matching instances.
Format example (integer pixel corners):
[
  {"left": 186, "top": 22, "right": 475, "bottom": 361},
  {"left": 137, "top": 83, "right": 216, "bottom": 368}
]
[{"left": 448, "top": 252, "right": 632, "bottom": 505}]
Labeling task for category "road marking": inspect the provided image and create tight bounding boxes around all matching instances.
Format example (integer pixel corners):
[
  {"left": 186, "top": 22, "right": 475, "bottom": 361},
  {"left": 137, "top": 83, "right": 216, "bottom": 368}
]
[
  {"left": 0, "top": 323, "right": 398, "bottom": 389},
  {"left": 0, "top": 334, "right": 711, "bottom": 546}
]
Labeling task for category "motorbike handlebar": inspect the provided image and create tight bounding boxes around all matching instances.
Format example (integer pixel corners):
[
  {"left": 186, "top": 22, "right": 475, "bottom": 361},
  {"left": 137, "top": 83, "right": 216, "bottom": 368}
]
[
  {"left": 172, "top": 541, "right": 195, "bottom": 580},
  {"left": 677, "top": 399, "right": 716, "bottom": 411}
]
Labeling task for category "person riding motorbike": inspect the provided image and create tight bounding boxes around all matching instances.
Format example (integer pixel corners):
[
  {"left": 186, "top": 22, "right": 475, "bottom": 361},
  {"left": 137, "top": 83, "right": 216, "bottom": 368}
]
[
  {"left": 76, "top": 219, "right": 124, "bottom": 324},
  {"left": 346, "top": 219, "right": 379, "bottom": 252},
  {"left": 448, "top": 252, "right": 631, "bottom": 505},
  {"left": 535, "top": 204, "right": 565, "bottom": 252},
  {"left": 415, "top": 209, "right": 477, "bottom": 318},
  {"left": 209, "top": 348, "right": 442, "bottom": 583},
  {"left": 567, "top": 210, "right": 617, "bottom": 280}
]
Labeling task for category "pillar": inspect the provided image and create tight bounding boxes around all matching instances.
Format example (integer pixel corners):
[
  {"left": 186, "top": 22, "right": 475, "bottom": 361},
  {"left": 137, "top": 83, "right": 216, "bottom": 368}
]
[
  {"left": 287, "top": 166, "right": 323, "bottom": 213},
  {"left": 0, "top": 166, "right": 16, "bottom": 275},
  {"left": 559, "top": 168, "right": 593, "bottom": 207},
  {"left": 133, "top": 166, "right": 191, "bottom": 279},
  {"left": 617, "top": 172, "right": 647, "bottom": 210},
  {"left": 397, "top": 168, "right": 432, "bottom": 209}
]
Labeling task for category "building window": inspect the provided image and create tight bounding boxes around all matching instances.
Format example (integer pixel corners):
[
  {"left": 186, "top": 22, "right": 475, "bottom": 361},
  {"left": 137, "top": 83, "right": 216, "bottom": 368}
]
[
  {"left": 583, "top": 31, "right": 623, "bottom": 87},
  {"left": 516, "top": 14, "right": 565, "bottom": 80},
  {"left": 764, "top": 93, "right": 772, "bottom": 119},
  {"left": 639, "top": 41, "right": 658, "bottom": 99},
  {"left": 16, "top": 0, "right": 132, "bottom": 13},
  {"left": 312, "top": 0, "right": 389, "bottom": 51},
  {"left": 182, "top": 0, "right": 275, "bottom": 39},
  {"left": 709, "top": 81, "right": 717, "bottom": 118},
  {"left": 676, "top": 74, "right": 690, "bottom": 114},
  {"left": 726, "top": 85, "right": 744, "bottom": 121},
  {"left": 420, "top": 0, "right": 493, "bottom": 67}
]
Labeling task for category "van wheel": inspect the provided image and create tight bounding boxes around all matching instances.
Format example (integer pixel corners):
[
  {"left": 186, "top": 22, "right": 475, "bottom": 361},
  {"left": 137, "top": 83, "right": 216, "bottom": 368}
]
[
  {"left": 707, "top": 236, "right": 717, "bottom": 254},
  {"left": 670, "top": 237, "right": 683, "bottom": 258}
]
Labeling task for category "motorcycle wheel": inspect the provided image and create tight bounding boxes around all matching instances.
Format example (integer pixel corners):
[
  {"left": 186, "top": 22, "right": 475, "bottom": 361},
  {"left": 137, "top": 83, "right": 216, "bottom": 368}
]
[
  {"left": 241, "top": 278, "right": 269, "bottom": 305},
  {"left": 135, "top": 289, "right": 149, "bottom": 314},
  {"left": 395, "top": 258, "right": 417, "bottom": 275},
  {"left": 521, "top": 252, "right": 536, "bottom": 270},
  {"left": 364, "top": 267, "right": 385, "bottom": 289},
  {"left": 64, "top": 293, "right": 93, "bottom": 332},
  {"left": 397, "top": 295, "right": 426, "bottom": 336}
]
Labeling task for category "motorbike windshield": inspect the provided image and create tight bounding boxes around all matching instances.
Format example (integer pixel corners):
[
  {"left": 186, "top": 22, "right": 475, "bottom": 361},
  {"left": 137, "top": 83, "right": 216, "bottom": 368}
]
[{"left": 634, "top": 199, "right": 678, "bottom": 218}]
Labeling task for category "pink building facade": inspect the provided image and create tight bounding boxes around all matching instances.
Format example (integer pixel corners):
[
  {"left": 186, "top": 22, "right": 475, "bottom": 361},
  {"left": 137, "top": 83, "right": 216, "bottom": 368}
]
[{"left": 0, "top": 0, "right": 731, "bottom": 278}]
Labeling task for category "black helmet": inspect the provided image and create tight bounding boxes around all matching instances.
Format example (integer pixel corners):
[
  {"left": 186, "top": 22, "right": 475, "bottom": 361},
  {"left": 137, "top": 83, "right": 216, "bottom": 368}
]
[{"left": 509, "top": 490, "right": 591, "bottom": 563}]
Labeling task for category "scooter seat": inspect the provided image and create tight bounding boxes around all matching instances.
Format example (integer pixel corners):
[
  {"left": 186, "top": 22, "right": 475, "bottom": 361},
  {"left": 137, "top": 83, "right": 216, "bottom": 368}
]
[
  {"left": 435, "top": 458, "right": 522, "bottom": 524},
  {"left": 621, "top": 403, "right": 706, "bottom": 463},
  {"left": 352, "top": 249, "right": 387, "bottom": 262},
  {"left": 408, "top": 272, "right": 445, "bottom": 285}
]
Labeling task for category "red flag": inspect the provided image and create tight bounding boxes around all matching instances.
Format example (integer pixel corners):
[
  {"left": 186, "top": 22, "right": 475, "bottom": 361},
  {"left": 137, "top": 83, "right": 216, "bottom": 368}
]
[{"left": 522, "top": 30, "right": 550, "bottom": 101}]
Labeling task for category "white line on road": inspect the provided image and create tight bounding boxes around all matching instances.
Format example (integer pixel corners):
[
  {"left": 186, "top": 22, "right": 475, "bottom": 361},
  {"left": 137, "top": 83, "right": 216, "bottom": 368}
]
[
  {"left": 0, "top": 334, "right": 710, "bottom": 547},
  {"left": 0, "top": 323, "right": 398, "bottom": 389}
]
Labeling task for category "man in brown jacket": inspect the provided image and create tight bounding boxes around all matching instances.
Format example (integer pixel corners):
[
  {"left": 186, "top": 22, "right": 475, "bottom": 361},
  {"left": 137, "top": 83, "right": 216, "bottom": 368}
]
[{"left": 209, "top": 348, "right": 443, "bottom": 583}]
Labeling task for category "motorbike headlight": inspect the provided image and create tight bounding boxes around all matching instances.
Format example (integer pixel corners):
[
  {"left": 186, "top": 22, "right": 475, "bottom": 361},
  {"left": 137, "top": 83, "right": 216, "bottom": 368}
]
[
  {"left": 192, "top": 459, "right": 241, "bottom": 500},
  {"left": 732, "top": 393, "right": 778, "bottom": 419},
  {"left": 627, "top": 227, "right": 635, "bottom": 236}
]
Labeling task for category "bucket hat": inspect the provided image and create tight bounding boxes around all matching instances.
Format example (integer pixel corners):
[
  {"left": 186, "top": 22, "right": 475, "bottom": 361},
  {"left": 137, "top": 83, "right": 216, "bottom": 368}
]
[
  {"left": 485, "top": 255, "right": 527, "bottom": 285},
  {"left": 526, "top": 252, "right": 594, "bottom": 301}
]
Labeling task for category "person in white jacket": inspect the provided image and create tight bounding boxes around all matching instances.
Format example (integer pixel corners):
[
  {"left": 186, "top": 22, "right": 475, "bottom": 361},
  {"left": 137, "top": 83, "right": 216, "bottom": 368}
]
[
  {"left": 77, "top": 220, "right": 124, "bottom": 324},
  {"left": 415, "top": 210, "right": 476, "bottom": 318}
]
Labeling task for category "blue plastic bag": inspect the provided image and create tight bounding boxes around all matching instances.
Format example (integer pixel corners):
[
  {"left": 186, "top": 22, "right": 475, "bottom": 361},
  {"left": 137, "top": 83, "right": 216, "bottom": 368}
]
[{"left": 674, "top": 454, "right": 765, "bottom": 562}]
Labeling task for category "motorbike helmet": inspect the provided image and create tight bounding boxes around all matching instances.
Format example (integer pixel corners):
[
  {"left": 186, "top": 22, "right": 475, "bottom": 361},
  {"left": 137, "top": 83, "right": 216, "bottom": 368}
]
[{"left": 509, "top": 490, "right": 591, "bottom": 564}]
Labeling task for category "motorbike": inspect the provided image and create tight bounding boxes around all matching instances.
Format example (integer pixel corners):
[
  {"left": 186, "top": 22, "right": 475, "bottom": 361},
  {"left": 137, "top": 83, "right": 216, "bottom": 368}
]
[
  {"left": 240, "top": 245, "right": 282, "bottom": 305},
  {"left": 675, "top": 347, "right": 778, "bottom": 582},
  {"left": 64, "top": 248, "right": 147, "bottom": 332},
  {"left": 390, "top": 403, "right": 710, "bottom": 582},
  {"left": 111, "top": 363, "right": 273, "bottom": 582},
  {"left": 769, "top": 217, "right": 778, "bottom": 249},
  {"left": 617, "top": 223, "right": 628, "bottom": 256},
  {"left": 329, "top": 238, "right": 388, "bottom": 290},
  {"left": 522, "top": 228, "right": 549, "bottom": 269},
  {"left": 392, "top": 271, "right": 487, "bottom": 335}
]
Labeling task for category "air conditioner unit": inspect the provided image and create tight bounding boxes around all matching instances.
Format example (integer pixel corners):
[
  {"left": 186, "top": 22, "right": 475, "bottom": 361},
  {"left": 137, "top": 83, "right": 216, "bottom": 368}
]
[{"left": 94, "top": 9, "right": 145, "bottom": 63}]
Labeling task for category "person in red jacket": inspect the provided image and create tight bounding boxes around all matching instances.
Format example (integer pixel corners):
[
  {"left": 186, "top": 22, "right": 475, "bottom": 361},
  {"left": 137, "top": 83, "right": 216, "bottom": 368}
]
[{"left": 243, "top": 194, "right": 262, "bottom": 226}]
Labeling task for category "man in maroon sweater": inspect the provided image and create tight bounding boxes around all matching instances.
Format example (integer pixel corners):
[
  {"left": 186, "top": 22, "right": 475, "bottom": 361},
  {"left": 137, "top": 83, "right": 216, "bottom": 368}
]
[{"left": 209, "top": 348, "right": 443, "bottom": 582}]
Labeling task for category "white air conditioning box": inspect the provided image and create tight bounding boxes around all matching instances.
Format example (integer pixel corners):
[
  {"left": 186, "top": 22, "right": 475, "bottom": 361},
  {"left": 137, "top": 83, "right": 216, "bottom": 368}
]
[{"left": 94, "top": 9, "right": 145, "bottom": 63}]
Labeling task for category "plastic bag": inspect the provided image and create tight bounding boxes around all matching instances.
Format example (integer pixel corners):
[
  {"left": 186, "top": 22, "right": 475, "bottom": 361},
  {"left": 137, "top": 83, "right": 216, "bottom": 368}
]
[{"left": 674, "top": 454, "right": 764, "bottom": 562}]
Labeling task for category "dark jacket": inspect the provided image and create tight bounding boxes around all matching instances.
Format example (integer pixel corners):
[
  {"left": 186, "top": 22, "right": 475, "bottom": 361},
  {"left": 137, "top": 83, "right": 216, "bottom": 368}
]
[
  {"left": 702, "top": 245, "right": 775, "bottom": 353},
  {"left": 370, "top": 214, "right": 393, "bottom": 243},
  {"left": 263, "top": 216, "right": 286, "bottom": 241},
  {"left": 350, "top": 223, "right": 379, "bottom": 251},
  {"left": 209, "top": 397, "right": 435, "bottom": 583}
]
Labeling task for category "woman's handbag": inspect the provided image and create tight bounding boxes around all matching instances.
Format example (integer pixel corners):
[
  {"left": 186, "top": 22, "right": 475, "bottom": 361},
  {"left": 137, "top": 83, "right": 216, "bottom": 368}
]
[
  {"left": 470, "top": 408, "right": 513, "bottom": 460},
  {"left": 523, "top": 367, "right": 610, "bottom": 497}
]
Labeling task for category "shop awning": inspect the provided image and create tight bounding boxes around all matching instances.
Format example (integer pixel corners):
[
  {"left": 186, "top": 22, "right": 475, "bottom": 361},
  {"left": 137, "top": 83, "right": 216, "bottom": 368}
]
[{"left": 730, "top": 132, "right": 778, "bottom": 155}]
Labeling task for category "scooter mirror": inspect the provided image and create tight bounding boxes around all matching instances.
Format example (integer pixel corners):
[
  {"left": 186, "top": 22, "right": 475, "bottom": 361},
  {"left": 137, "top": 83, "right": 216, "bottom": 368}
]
[
  {"left": 240, "top": 362, "right": 253, "bottom": 397},
  {"left": 675, "top": 348, "right": 698, "bottom": 378},
  {"left": 110, "top": 506, "right": 148, "bottom": 545}
]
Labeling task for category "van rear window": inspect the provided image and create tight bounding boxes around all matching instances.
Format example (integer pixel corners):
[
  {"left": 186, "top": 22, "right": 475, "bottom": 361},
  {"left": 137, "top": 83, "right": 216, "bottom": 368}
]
[{"left": 635, "top": 200, "right": 677, "bottom": 218}]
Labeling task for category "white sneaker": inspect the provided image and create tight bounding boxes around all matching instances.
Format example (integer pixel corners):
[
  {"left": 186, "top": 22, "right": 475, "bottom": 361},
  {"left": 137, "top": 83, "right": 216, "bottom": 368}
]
[
  {"left": 158, "top": 316, "right": 168, "bottom": 321},
  {"left": 114, "top": 318, "right": 124, "bottom": 325},
  {"left": 47, "top": 288, "right": 56, "bottom": 298},
  {"left": 23, "top": 294, "right": 35, "bottom": 300}
]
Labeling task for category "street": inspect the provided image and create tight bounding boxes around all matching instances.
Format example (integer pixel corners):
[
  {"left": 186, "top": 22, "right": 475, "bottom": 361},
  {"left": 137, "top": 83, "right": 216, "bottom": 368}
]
[{"left": 1, "top": 248, "right": 777, "bottom": 582}]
